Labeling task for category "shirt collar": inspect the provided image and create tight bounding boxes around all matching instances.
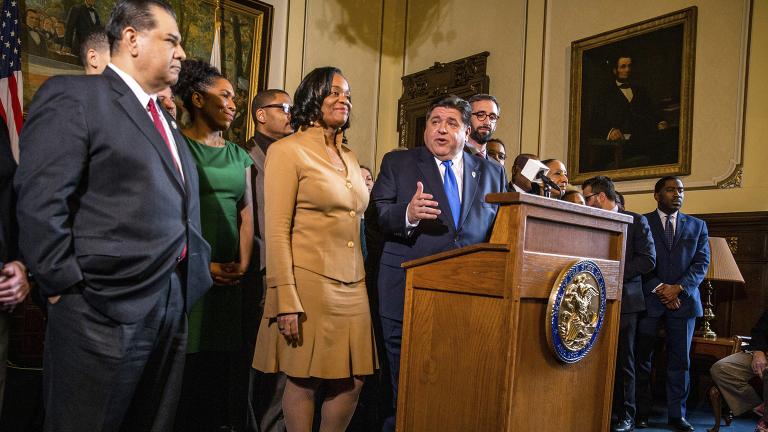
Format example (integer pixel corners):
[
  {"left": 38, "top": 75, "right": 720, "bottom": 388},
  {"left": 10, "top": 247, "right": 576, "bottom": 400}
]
[
  {"left": 610, "top": 204, "right": 619, "bottom": 212},
  {"left": 657, "top": 208, "right": 679, "bottom": 221},
  {"left": 434, "top": 150, "right": 463, "bottom": 167},
  {"left": 108, "top": 63, "right": 156, "bottom": 109}
]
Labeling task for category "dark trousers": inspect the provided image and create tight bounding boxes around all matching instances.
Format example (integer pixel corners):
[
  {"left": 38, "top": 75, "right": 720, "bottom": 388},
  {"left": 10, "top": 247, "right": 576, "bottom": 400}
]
[
  {"left": 635, "top": 314, "right": 696, "bottom": 420},
  {"left": 613, "top": 312, "right": 639, "bottom": 421},
  {"left": 380, "top": 316, "right": 402, "bottom": 432},
  {"left": 43, "top": 271, "right": 186, "bottom": 432}
]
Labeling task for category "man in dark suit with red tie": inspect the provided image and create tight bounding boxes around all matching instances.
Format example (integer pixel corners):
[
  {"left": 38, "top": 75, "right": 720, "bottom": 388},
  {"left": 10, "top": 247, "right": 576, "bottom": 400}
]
[
  {"left": 635, "top": 176, "right": 710, "bottom": 431},
  {"left": 371, "top": 95, "right": 507, "bottom": 432},
  {"left": 14, "top": 1, "right": 212, "bottom": 430}
]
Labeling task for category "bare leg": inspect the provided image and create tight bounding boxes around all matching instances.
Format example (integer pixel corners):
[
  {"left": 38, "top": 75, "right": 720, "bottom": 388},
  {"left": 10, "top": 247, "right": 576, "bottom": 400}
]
[
  {"left": 282, "top": 377, "right": 320, "bottom": 432},
  {"left": 318, "top": 376, "right": 364, "bottom": 432}
]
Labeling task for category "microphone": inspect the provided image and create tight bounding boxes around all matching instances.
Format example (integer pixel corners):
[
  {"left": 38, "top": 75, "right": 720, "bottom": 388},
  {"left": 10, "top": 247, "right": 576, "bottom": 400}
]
[{"left": 536, "top": 171, "right": 561, "bottom": 193}]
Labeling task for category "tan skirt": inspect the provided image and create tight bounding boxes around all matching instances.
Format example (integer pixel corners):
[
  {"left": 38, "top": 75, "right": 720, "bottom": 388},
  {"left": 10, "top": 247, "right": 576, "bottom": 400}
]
[{"left": 252, "top": 266, "right": 378, "bottom": 379}]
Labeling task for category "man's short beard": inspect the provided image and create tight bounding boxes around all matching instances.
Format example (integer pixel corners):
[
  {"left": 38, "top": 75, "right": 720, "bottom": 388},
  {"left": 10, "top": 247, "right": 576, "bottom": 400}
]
[{"left": 470, "top": 129, "right": 492, "bottom": 144}]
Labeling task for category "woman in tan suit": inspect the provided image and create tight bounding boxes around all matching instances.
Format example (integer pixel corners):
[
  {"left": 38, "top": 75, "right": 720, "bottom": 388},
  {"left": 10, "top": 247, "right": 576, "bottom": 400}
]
[{"left": 252, "top": 67, "right": 376, "bottom": 432}]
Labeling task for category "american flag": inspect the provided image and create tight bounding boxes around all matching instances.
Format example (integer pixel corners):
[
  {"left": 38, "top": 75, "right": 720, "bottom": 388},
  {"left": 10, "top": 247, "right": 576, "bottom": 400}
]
[{"left": 1, "top": 0, "right": 23, "bottom": 161}]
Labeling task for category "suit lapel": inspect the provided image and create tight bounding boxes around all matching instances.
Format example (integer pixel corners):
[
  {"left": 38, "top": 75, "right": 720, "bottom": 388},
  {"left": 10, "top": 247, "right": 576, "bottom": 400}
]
[
  {"left": 673, "top": 213, "right": 686, "bottom": 249},
  {"left": 459, "top": 154, "right": 480, "bottom": 229},
  {"left": 415, "top": 147, "right": 454, "bottom": 231},
  {"left": 164, "top": 110, "right": 189, "bottom": 192},
  {"left": 646, "top": 211, "right": 665, "bottom": 248},
  {"left": 105, "top": 68, "right": 185, "bottom": 191}
]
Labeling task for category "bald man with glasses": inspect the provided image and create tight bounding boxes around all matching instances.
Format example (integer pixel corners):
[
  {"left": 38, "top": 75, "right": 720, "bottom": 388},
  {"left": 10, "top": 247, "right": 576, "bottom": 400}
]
[{"left": 241, "top": 89, "right": 295, "bottom": 432}]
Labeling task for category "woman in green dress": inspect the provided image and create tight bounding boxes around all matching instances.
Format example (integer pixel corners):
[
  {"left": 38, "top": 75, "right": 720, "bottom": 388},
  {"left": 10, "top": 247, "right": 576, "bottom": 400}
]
[{"left": 172, "top": 59, "right": 254, "bottom": 432}]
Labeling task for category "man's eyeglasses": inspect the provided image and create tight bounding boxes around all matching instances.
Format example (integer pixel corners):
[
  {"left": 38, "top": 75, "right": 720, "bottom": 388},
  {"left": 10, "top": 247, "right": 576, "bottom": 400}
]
[
  {"left": 471, "top": 112, "right": 500, "bottom": 122},
  {"left": 583, "top": 192, "right": 599, "bottom": 201},
  {"left": 259, "top": 103, "right": 292, "bottom": 114}
]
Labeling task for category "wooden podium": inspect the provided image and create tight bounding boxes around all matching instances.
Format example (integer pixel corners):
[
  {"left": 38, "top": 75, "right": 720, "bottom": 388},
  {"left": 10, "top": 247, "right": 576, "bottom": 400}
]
[{"left": 397, "top": 192, "right": 633, "bottom": 432}]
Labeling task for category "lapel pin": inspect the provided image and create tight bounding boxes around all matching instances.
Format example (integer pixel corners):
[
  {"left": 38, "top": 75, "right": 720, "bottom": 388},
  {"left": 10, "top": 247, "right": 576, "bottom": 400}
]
[
  {"left": 171, "top": 120, "right": 178, "bottom": 130},
  {"left": 471, "top": 171, "right": 476, "bottom": 178}
]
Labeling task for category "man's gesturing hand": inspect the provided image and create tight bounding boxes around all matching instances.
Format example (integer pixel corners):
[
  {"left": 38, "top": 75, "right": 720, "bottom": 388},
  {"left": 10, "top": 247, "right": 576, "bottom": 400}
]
[{"left": 406, "top": 181, "right": 441, "bottom": 225}]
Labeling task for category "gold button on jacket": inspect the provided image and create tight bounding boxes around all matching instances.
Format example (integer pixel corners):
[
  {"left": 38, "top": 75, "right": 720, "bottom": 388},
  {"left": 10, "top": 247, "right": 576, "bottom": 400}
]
[{"left": 263, "top": 125, "right": 368, "bottom": 318}]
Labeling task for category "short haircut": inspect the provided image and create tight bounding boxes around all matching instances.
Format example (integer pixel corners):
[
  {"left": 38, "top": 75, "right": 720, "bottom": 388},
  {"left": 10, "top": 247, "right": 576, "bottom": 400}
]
[
  {"left": 467, "top": 93, "right": 500, "bottom": 113},
  {"left": 106, "top": 0, "right": 176, "bottom": 54},
  {"left": 487, "top": 138, "right": 506, "bottom": 150},
  {"left": 359, "top": 165, "right": 372, "bottom": 175},
  {"left": 291, "top": 67, "right": 348, "bottom": 131},
  {"left": 612, "top": 53, "right": 633, "bottom": 69},
  {"left": 654, "top": 175, "right": 682, "bottom": 194},
  {"left": 171, "top": 59, "right": 224, "bottom": 122},
  {"left": 79, "top": 28, "right": 109, "bottom": 67},
  {"left": 251, "top": 89, "right": 290, "bottom": 120},
  {"left": 582, "top": 175, "right": 618, "bottom": 202},
  {"left": 563, "top": 189, "right": 583, "bottom": 202},
  {"left": 512, "top": 153, "right": 538, "bottom": 171},
  {"left": 615, "top": 191, "right": 625, "bottom": 207},
  {"left": 425, "top": 94, "right": 471, "bottom": 128}
]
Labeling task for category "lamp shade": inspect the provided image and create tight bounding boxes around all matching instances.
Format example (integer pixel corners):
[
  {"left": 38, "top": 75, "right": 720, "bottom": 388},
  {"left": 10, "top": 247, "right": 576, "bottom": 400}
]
[{"left": 706, "top": 237, "right": 744, "bottom": 283}]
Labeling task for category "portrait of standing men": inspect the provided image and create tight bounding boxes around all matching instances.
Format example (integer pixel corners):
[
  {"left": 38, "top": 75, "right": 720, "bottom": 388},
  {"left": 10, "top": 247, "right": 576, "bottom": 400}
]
[
  {"left": 64, "top": 0, "right": 102, "bottom": 55},
  {"left": 568, "top": 8, "right": 696, "bottom": 183}
]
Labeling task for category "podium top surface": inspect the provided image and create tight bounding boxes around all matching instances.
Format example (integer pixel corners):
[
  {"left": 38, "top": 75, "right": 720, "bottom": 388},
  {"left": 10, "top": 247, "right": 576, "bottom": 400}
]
[{"left": 486, "top": 192, "right": 633, "bottom": 224}]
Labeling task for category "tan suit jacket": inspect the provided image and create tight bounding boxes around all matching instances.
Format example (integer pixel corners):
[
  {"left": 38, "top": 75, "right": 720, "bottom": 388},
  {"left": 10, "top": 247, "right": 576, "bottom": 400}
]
[{"left": 264, "top": 125, "right": 368, "bottom": 318}]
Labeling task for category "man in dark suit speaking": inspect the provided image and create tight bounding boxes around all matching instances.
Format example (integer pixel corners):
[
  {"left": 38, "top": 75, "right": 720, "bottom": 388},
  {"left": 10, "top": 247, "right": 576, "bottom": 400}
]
[
  {"left": 14, "top": 1, "right": 212, "bottom": 430},
  {"left": 371, "top": 94, "right": 507, "bottom": 432},
  {"left": 582, "top": 176, "right": 656, "bottom": 432},
  {"left": 635, "top": 176, "right": 710, "bottom": 431}
]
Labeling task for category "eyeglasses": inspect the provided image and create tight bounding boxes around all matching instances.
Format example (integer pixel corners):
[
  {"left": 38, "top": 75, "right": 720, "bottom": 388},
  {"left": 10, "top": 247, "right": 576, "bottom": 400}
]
[
  {"left": 259, "top": 103, "right": 292, "bottom": 114},
  {"left": 471, "top": 111, "right": 500, "bottom": 122},
  {"left": 583, "top": 192, "right": 599, "bottom": 201}
]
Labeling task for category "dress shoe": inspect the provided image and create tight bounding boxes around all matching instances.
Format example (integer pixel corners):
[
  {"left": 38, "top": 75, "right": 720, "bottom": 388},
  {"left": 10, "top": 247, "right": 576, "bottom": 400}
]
[
  {"left": 635, "top": 417, "right": 648, "bottom": 429},
  {"left": 612, "top": 418, "right": 634, "bottom": 432},
  {"left": 668, "top": 417, "right": 694, "bottom": 431}
]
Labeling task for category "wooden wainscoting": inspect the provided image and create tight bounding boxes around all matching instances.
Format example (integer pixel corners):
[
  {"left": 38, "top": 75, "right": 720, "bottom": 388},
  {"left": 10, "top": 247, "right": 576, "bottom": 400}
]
[{"left": 693, "top": 211, "right": 768, "bottom": 337}]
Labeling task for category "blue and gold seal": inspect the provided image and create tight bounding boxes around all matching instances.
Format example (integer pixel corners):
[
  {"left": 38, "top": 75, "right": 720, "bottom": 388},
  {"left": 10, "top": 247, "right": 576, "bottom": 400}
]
[{"left": 546, "top": 260, "right": 607, "bottom": 363}]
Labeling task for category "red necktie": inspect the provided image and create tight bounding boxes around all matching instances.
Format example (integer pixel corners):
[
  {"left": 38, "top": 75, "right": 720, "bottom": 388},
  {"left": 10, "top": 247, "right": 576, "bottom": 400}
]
[
  {"left": 147, "top": 99, "right": 187, "bottom": 261},
  {"left": 147, "top": 99, "right": 182, "bottom": 175}
]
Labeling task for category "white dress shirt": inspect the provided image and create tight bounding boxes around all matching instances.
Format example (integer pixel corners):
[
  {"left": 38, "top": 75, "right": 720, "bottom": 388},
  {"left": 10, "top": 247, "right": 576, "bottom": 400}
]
[
  {"left": 108, "top": 63, "right": 184, "bottom": 180},
  {"left": 406, "top": 151, "right": 464, "bottom": 228},
  {"left": 657, "top": 209, "right": 679, "bottom": 235}
]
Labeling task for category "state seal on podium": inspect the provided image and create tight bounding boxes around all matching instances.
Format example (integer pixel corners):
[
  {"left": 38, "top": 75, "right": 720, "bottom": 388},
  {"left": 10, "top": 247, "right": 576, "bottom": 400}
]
[{"left": 546, "top": 259, "right": 607, "bottom": 363}]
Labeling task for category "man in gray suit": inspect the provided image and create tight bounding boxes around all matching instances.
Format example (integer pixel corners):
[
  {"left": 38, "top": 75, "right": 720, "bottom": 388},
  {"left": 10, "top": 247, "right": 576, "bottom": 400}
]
[
  {"left": 15, "top": 1, "right": 212, "bottom": 430},
  {"left": 243, "top": 89, "right": 293, "bottom": 432}
]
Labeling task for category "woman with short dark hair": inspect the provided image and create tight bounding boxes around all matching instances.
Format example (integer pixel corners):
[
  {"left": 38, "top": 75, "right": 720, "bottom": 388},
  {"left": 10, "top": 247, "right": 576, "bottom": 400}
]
[{"left": 253, "top": 67, "right": 376, "bottom": 432}]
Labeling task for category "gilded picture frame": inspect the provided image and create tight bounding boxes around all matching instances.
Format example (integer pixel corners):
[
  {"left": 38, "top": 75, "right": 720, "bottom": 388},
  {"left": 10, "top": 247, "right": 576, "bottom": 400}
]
[
  {"left": 567, "top": 7, "right": 697, "bottom": 184},
  {"left": 20, "top": 0, "right": 272, "bottom": 145}
]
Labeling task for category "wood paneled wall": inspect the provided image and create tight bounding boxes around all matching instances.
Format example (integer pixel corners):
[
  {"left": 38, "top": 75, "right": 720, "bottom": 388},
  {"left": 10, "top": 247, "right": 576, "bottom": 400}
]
[{"left": 694, "top": 212, "right": 768, "bottom": 337}]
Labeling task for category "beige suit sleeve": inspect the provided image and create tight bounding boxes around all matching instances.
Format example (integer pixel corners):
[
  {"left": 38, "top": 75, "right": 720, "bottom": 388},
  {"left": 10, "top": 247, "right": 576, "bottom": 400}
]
[{"left": 263, "top": 142, "right": 304, "bottom": 317}]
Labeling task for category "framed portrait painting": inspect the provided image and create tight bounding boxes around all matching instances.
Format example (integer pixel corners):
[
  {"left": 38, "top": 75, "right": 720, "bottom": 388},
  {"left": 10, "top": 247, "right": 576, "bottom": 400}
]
[
  {"left": 568, "top": 7, "right": 697, "bottom": 184},
  {"left": 20, "top": 0, "right": 272, "bottom": 145}
]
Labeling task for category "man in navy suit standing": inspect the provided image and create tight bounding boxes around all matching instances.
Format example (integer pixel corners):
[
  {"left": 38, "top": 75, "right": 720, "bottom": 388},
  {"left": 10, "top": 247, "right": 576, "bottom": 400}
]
[
  {"left": 582, "top": 176, "right": 656, "bottom": 432},
  {"left": 371, "top": 94, "right": 506, "bottom": 432},
  {"left": 635, "top": 176, "right": 710, "bottom": 431},
  {"left": 15, "top": 1, "right": 212, "bottom": 430}
]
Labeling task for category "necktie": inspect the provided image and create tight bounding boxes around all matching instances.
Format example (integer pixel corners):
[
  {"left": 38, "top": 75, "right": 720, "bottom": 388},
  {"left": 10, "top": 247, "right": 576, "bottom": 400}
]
[
  {"left": 147, "top": 99, "right": 182, "bottom": 175},
  {"left": 148, "top": 99, "right": 187, "bottom": 261},
  {"left": 442, "top": 160, "right": 461, "bottom": 229},
  {"left": 664, "top": 214, "right": 674, "bottom": 249}
]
